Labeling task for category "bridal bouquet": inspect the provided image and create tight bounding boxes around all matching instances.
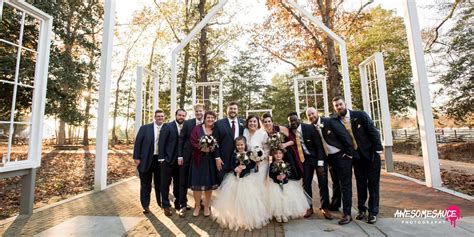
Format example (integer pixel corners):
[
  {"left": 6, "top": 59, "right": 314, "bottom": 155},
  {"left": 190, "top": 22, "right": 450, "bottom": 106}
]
[
  {"left": 249, "top": 146, "right": 265, "bottom": 162},
  {"left": 271, "top": 160, "right": 290, "bottom": 190},
  {"left": 199, "top": 135, "right": 218, "bottom": 152},
  {"left": 267, "top": 132, "right": 287, "bottom": 152}
]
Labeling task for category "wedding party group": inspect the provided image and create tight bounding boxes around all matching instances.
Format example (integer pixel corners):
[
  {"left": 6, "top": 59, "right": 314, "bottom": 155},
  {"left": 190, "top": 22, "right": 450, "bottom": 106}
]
[{"left": 133, "top": 96, "right": 383, "bottom": 231}]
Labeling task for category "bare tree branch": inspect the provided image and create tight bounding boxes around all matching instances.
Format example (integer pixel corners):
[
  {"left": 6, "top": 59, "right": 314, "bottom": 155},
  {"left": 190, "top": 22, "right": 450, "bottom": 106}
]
[
  {"left": 426, "top": 0, "right": 460, "bottom": 52},
  {"left": 154, "top": 0, "right": 181, "bottom": 42},
  {"left": 256, "top": 42, "right": 299, "bottom": 69},
  {"left": 279, "top": 0, "right": 325, "bottom": 55}
]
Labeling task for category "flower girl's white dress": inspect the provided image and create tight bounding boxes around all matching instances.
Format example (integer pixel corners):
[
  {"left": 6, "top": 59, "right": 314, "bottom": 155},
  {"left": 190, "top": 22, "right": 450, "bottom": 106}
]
[{"left": 211, "top": 129, "right": 271, "bottom": 231}]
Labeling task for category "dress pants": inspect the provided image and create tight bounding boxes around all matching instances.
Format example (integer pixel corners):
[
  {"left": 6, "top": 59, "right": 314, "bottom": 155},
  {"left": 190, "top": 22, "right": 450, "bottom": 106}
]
[
  {"left": 302, "top": 155, "right": 329, "bottom": 209},
  {"left": 353, "top": 152, "right": 381, "bottom": 215},
  {"left": 138, "top": 156, "right": 162, "bottom": 209},
  {"left": 329, "top": 151, "right": 353, "bottom": 215},
  {"left": 160, "top": 161, "right": 181, "bottom": 209}
]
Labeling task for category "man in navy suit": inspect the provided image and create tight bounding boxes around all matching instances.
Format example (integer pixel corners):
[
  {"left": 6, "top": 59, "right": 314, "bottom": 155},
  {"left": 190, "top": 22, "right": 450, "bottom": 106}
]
[
  {"left": 158, "top": 109, "right": 187, "bottom": 216},
  {"left": 287, "top": 112, "right": 333, "bottom": 220},
  {"left": 176, "top": 104, "right": 205, "bottom": 217},
  {"left": 133, "top": 109, "right": 165, "bottom": 214},
  {"left": 213, "top": 101, "right": 244, "bottom": 184},
  {"left": 306, "top": 107, "right": 356, "bottom": 225},
  {"left": 332, "top": 96, "right": 383, "bottom": 224}
]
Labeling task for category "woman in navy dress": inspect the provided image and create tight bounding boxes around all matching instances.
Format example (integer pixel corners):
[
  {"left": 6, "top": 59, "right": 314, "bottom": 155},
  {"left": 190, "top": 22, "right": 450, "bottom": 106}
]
[
  {"left": 189, "top": 111, "right": 219, "bottom": 217},
  {"left": 261, "top": 113, "right": 303, "bottom": 180}
]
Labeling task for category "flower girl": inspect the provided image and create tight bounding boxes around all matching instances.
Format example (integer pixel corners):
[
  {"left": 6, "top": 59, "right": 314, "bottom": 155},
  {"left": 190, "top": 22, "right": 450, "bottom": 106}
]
[
  {"left": 211, "top": 136, "right": 271, "bottom": 231},
  {"left": 268, "top": 148, "right": 311, "bottom": 223}
]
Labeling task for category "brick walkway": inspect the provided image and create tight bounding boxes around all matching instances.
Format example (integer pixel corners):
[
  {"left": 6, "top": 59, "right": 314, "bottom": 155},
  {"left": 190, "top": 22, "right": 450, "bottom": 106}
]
[{"left": 0, "top": 173, "right": 472, "bottom": 236}]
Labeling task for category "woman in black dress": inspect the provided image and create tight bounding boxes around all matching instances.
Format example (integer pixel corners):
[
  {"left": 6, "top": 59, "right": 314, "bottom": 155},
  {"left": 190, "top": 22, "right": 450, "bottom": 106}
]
[
  {"left": 189, "top": 111, "right": 219, "bottom": 217},
  {"left": 261, "top": 113, "right": 303, "bottom": 180}
]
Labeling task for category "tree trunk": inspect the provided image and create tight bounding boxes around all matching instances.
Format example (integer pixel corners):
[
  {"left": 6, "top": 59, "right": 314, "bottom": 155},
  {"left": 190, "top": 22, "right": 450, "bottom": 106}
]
[
  {"left": 58, "top": 120, "right": 66, "bottom": 145},
  {"left": 112, "top": 78, "right": 121, "bottom": 146},
  {"left": 179, "top": 0, "right": 192, "bottom": 109},
  {"left": 198, "top": 0, "right": 210, "bottom": 110},
  {"left": 325, "top": 37, "right": 342, "bottom": 99},
  {"left": 124, "top": 81, "right": 133, "bottom": 143}
]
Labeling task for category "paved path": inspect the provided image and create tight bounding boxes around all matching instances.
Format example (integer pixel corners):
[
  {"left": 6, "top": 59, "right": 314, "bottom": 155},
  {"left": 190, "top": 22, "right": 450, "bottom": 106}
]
[
  {"left": 0, "top": 174, "right": 473, "bottom": 236},
  {"left": 392, "top": 153, "right": 474, "bottom": 174}
]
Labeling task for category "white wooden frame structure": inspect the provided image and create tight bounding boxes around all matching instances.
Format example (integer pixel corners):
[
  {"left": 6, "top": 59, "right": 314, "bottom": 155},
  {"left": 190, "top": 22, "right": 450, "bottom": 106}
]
[
  {"left": 170, "top": 0, "right": 353, "bottom": 115},
  {"left": 191, "top": 80, "right": 223, "bottom": 118},
  {"left": 359, "top": 52, "right": 394, "bottom": 172},
  {"left": 135, "top": 66, "right": 159, "bottom": 135},
  {"left": 402, "top": 0, "right": 441, "bottom": 188},
  {"left": 294, "top": 76, "right": 329, "bottom": 117},
  {"left": 246, "top": 109, "right": 272, "bottom": 118},
  {"left": 0, "top": 0, "right": 53, "bottom": 214}
]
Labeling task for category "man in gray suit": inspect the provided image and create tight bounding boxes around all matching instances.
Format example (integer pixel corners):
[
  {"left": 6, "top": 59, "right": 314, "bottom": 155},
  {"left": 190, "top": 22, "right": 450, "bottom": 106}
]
[{"left": 133, "top": 109, "right": 165, "bottom": 214}]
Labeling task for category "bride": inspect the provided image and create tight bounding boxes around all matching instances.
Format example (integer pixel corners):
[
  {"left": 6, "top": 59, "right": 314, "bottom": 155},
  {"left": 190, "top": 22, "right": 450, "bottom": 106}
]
[{"left": 211, "top": 114, "right": 271, "bottom": 231}]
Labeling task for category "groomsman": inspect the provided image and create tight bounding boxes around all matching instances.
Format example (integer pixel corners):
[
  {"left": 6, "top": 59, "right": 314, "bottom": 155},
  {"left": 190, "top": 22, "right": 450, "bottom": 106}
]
[
  {"left": 176, "top": 104, "right": 205, "bottom": 217},
  {"left": 306, "top": 107, "right": 356, "bottom": 225},
  {"left": 133, "top": 109, "right": 165, "bottom": 214},
  {"left": 158, "top": 109, "right": 187, "bottom": 216},
  {"left": 287, "top": 112, "right": 332, "bottom": 220},
  {"left": 214, "top": 101, "right": 244, "bottom": 184},
  {"left": 332, "top": 96, "right": 383, "bottom": 224}
]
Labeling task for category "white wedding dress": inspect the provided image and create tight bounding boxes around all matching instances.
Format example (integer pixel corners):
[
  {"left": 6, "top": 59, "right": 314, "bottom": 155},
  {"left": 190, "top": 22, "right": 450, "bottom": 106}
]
[{"left": 211, "top": 128, "right": 271, "bottom": 231}]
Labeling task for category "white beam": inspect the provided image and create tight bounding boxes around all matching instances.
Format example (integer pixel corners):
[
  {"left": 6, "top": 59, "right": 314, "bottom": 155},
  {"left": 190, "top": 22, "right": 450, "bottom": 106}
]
[
  {"left": 94, "top": 0, "right": 116, "bottom": 191},
  {"left": 135, "top": 66, "right": 143, "bottom": 136},
  {"left": 402, "top": 0, "right": 441, "bottom": 188},
  {"left": 374, "top": 53, "right": 393, "bottom": 146},
  {"left": 293, "top": 78, "right": 300, "bottom": 116}
]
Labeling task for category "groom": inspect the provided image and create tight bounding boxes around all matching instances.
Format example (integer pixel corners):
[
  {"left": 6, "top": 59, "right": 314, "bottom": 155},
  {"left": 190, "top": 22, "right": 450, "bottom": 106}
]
[{"left": 214, "top": 101, "right": 244, "bottom": 184}]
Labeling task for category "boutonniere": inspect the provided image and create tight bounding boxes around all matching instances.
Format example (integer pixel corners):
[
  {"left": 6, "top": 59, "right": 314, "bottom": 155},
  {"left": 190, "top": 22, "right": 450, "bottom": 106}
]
[
  {"left": 327, "top": 130, "right": 331, "bottom": 135},
  {"left": 314, "top": 123, "right": 324, "bottom": 129},
  {"left": 239, "top": 122, "right": 244, "bottom": 127},
  {"left": 357, "top": 124, "right": 362, "bottom": 129},
  {"left": 351, "top": 117, "right": 358, "bottom": 123}
]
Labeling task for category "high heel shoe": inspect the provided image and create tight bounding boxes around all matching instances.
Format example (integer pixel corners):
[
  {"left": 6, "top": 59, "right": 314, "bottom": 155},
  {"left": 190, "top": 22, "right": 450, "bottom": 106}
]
[{"left": 203, "top": 207, "right": 211, "bottom": 217}]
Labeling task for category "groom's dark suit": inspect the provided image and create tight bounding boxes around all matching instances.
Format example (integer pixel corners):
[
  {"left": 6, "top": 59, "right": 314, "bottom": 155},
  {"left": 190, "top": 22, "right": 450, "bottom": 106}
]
[
  {"left": 133, "top": 122, "right": 162, "bottom": 209},
  {"left": 158, "top": 121, "right": 181, "bottom": 209},
  {"left": 213, "top": 117, "right": 244, "bottom": 184}
]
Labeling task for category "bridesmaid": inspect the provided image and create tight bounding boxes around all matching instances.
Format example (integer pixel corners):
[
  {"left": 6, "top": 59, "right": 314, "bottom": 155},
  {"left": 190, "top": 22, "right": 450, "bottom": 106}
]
[
  {"left": 261, "top": 113, "right": 303, "bottom": 180},
  {"left": 189, "top": 111, "right": 219, "bottom": 217}
]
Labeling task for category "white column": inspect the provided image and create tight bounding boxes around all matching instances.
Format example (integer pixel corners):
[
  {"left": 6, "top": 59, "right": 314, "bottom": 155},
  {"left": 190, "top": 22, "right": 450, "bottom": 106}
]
[
  {"left": 94, "top": 0, "right": 116, "bottom": 191},
  {"left": 322, "top": 79, "right": 329, "bottom": 117},
  {"left": 192, "top": 84, "right": 196, "bottom": 106},
  {"left": 339, "top": 43, "right": 352, "bottom": 109},
  {"left": 219, "top": 79, "right": 223, "bottom": 119},
  {"left": 135, "top": 66, "right": 143, "bottom": 136},
  {"left": 153, "top": 73, "right": 159, "bottom": 113},
  {"left": 294, "top": 78, "right": 300, "bottom": 116},
  {"left": 402, "top": 0, "right": 441, "bottom": 187},
  {"left": 359, "top": 65, "right": 371, "bottom": 116}
]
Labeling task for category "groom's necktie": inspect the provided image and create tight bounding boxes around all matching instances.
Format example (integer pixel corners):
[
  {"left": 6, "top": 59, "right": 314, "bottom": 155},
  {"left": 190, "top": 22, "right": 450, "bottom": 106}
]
[
  {"left": 316, "top": 126, "right": 329, "bottom": 156},
  {"left": 295, "top": 130, "right": 305, "bottom": 163},
  {"left": 231, "top": 120, "right": 236, "bottom": 138}
]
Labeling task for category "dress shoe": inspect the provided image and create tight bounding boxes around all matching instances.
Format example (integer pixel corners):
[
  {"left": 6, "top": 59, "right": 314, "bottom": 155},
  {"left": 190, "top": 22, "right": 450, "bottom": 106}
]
[
  {"left": 355, "top": 211, "right": 366, "bottom": 220},
  {"left": 164, "top": 208, "right": 173, "bottom": 216},
  {"left": 338, "top": 214, "right": 352, "bottom": 225},
  {"left": 304, "top": 208, "right": 314, "bottom": 218},
  {"left": 321, "top": 208, "right": 334, "bottom": 220},
  {"left": 368, "top": 214, "right": 377, "bottom": 224},
  {"left": 282, "top": 216, "right": 288, "bottom": 223},
  {"left": 142, "top": 207, "right": 150, "bottom": 214},
  {"left": 178, "top": 208, "right": 186, "bottom": 218}
]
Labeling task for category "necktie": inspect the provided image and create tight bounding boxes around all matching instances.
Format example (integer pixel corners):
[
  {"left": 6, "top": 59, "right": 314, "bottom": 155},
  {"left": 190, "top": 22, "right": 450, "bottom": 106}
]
[
  {"left": 343, "top": 117, "right": 358, "bottom": 150},
  {"left": 155, "top": 125, "right": 160, "bottom": 155},
  {"left": 295, "top": 130, "right": 305, "bottom": 163},
  {"left": 231, "top": 120, "right": 236, "bottom": 138},
  {"left": 316, "top": 126, "right": 329, "bottom": 156}
]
